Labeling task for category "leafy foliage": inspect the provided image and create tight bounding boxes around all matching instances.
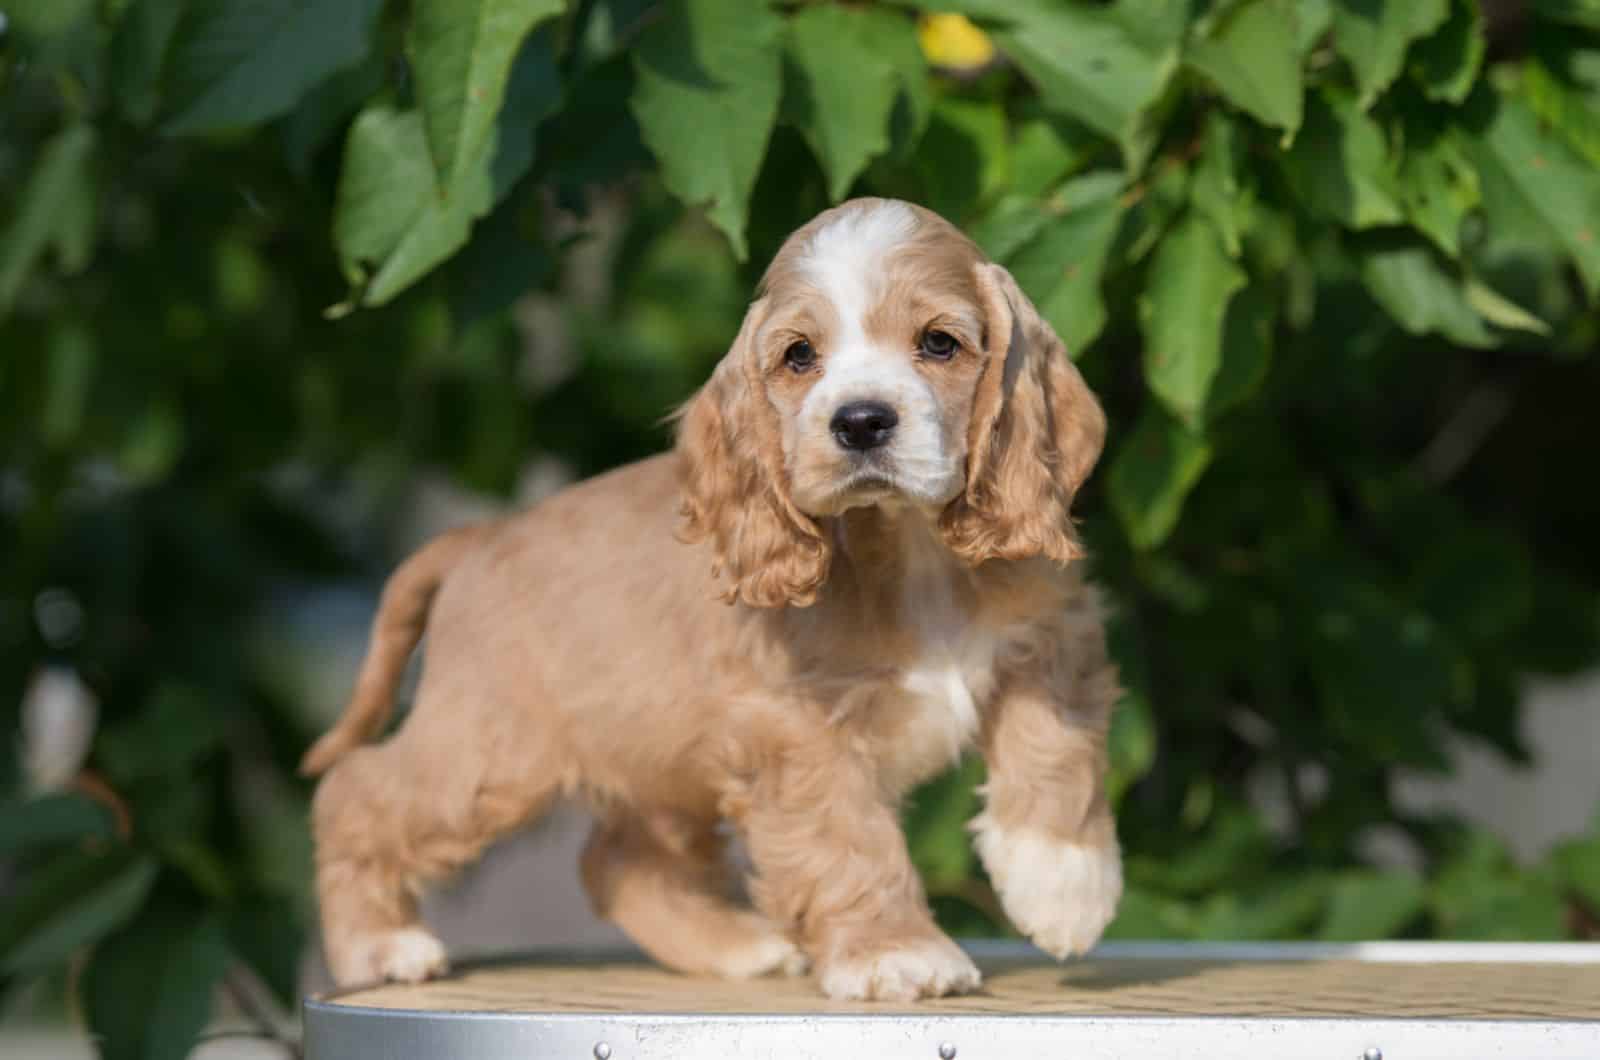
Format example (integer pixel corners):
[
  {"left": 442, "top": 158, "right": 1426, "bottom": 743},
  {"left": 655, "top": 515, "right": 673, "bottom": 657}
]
[{"left": 3, "top": 0, "right": 1600, "bottom": 1055}]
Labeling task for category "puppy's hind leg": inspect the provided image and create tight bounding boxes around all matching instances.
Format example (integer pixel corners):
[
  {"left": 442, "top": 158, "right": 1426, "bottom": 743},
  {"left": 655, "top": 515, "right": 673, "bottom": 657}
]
[
  {"left": 581, "top": 814, "right": 805, "bottom": 980},
  {"left": 311, "top": 717, "right": 561, "bottom": 987}
]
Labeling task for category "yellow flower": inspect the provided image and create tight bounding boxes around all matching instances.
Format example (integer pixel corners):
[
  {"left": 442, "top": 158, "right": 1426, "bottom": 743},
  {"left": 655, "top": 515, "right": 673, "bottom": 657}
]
[{"left": 918, "top": 13, "right": 997, "bottom": 72}]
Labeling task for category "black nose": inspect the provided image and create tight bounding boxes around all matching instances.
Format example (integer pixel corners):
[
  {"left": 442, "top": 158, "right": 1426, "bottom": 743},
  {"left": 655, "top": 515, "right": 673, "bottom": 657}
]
[{"left": 831, "top": 401, "right": 899, "bottom": 451}]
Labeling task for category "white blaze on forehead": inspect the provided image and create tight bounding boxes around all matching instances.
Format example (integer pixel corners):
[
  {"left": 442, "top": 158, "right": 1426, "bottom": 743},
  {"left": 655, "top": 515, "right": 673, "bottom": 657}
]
[
  {"left": 790, "top": 200, "right": 963, "bottom": 508},
  {"left": 798, "top": 201, "right": 924, "bottom": 404},
  {"left": 800, "top": 200, "right": 919, "bottom": 333}
]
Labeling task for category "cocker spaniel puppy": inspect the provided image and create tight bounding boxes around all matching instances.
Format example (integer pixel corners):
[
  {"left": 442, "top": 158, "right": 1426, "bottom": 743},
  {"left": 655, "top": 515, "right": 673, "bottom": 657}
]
[{"left": 302, "top": 198, "right": 1121, "bottom": 1001}]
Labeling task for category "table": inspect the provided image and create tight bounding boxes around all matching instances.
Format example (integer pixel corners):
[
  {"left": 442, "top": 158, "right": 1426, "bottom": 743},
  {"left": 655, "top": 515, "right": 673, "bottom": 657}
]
[{"left": 304, "top": 941, "right": 1600, "bottom": 1059}]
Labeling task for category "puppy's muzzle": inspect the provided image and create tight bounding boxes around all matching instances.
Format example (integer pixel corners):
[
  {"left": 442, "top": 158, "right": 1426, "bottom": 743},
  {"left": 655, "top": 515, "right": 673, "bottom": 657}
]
[{"left": 831, "top": 401, "right": 898, "bottom": 452}]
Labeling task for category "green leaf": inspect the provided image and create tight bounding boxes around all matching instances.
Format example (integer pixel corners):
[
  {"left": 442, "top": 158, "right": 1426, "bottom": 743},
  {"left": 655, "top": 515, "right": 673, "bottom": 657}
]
[
  {"left": 163, "top": 0, "right": 386, "bottom": 133},
  {"left": 1397, "top": 121, "right": 1480, "bottom": 257},
  {"left": 1332, "top": 0, "right": 1450, "bottom": 108},
  {"left": 1410, "top": 0, "right": 1485, "bottom": 105},
  {"left": 914, "top": 97, "right": 1010, "bottom": 221},
  {"left": 334, "top": 31, "right": 559, "bottom": 305},
  {"left": 449, "top": 198, "right": 554, "bottom": 326},
  {"left": 334, "top": 106, "right": 480, "bottom": 305},
  {"left": 970, "top": 195, "right": 1054, "bottom": 263},
  {"left": 0, "top": 848, "right": 157, "bottom": 975},
  {"left": 904, "top": 757, "right": 984, "bottom": 891},
  {"left": 1140, "top": 213, "right": 1247, "bottom": 425},
  {"left": 1109, "top": 404, "right": 1213, "bottom": 550},
  {"left": 1297, "top": 0, "right": 1335, "bottom": 54},
  {"left": 1107, "top": 692, "right": 1158, "bottom": 803},
  {"left": 1411, "top": 526, "right": 1535, "bottom": 641},
  {"left": 409, "top": 0, "right": 564, "bottom": 188},
  {"left": 1003, "top": 171, "right": 1125, "bottom": 356},
  {"left": 1191, "top": 110, "right": 1248, "bottom": 257},
  {"left": 49, "top": 167, "right": 100, "bottom": 278},
  {"left": 629, "top": 0, "right": 783, "bottom": 259},
  {"left": 1185, "top": 0, "right": 1303, "bottom": 140},
  {"left": 1190, "top": 878, "right": 1329, "bottom": 940},
  {"left": 110, "top": 0, "right": 190, "bottom": 125},
  {"left": 97, "top": 685, "right": 221, "bottom": 783},
  {"left": 42, "top": 323, "right": 97, "bottom": 447},
  {"left": 0, "top": 793, "right": 115, "bottom": 859},
  {"left": 1207, "top": 283, "right": 1276, "bottom": 417},
  {"left": 869, "top": 8, "right": 932, "bottom": 155},
  {"left": 1300, "top": 573, "right": 1462, "bottom": 766},
  {"left": 281, "top": 51, "right": 389, "bottom": 177},
  {"left": 85, "top": 895, "right": 231, "bottom": 1060},
  {"left": 488, "top": 32, "right": 561, "bottom": 179},
  {"left": 783, "top": 4, "right": 902, "bottom": 201},
  {"left": 990, "top": 0, "right": 1183, "bottom": 172},
  {"left": 1120, "top": 157, "right": 1190, "bottom": 262},
  {"left": 1468, "top": 87, "right": 1600, "bottom": 298},
  {"left": 120, "top": 400, "right": 185, "bottom": 484},
  {"left": 0, "top": 123, "right": 97, "bottom": 319},
  {"left": 1431, "top": 833, "right": 1568, "bottom": 939},
  {"left": 1104, "top": 885, "right": 1196, "bottom": 939},
  {"left": 1319, "top": 871, "right": 1427, "bottom": 939},
  {"left": 226, "top": 895, "right": 305, "bottom": 1006},
  {"left": 3, "top": 0, "right": 102, "bottom": 73},
  {"left": 1525, "top": 56, "right": 1600, "bottom": 169},
  {"left": 1009, "top": 110, "right": 1099, "bottom": 199},
  {"left": 333, "top": 106, "right": 433, "bottom": 285},
  {"left": 1136, "top": 808, "right": 1274, "bottom": 894},
  {"left": 1552, "top": 831, "right": 1600, "bottom": 911},
  {"left": 3, "top": 0, "right": 97, "bottom": 43},
  {"left": 1464, "top": 278, "right": 1552, "bottom": 335},
  {"left": 1532, "top": 0, "right": 1600, "bottom": 29},
  {"left": 1283, "top": 89, "right": 1404, "bottom": 229},
  {"left": 1357, "top": 235, "right": 1494, "bottom": 347}
]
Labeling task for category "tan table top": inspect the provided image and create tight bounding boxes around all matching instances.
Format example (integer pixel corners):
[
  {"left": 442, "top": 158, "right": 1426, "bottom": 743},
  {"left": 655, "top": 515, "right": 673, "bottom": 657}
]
[{"left": 326, "top": 948, "right": 1600, "bottom": 1022}]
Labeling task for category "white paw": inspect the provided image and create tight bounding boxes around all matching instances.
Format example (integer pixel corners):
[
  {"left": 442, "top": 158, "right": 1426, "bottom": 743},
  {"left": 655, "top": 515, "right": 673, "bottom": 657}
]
[
  {"left": 780, "top": 946, "right": 813, "bottom": 978},
  {"left": 819, "top": 937, "right": 982, "bottom": 1002},
  {"left": 972, "top": 815, "right": 1122, "bottom": 959},
  {"left": 332, "top": 926, "right": 450, "bottom": 986},
  {"left": 714, "top": 930, "right": 809, "bottom": 980}
]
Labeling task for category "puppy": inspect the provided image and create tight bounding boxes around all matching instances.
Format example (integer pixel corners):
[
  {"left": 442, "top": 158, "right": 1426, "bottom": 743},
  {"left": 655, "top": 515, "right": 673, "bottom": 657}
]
[{"left": 301, "top": 198, "right": 1121, "bottom": 1001}]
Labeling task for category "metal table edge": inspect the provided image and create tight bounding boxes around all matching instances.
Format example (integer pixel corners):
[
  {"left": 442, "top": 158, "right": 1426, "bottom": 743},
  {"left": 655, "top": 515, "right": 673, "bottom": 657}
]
[
  {"left": 302, "top": 940, "right": 1600, "bottom": 1059},
  {"left": 303, "top": 1007, "right": 1600, "bottom": 1060}
]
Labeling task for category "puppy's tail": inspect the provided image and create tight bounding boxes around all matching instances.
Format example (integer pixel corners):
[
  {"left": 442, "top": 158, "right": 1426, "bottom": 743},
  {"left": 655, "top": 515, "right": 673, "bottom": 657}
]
[{"left": 299, "top": 524, "right": 487, "bottom": 777}]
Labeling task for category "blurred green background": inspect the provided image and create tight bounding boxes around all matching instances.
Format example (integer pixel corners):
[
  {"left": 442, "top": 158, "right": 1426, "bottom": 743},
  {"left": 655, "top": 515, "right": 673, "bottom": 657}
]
[{"left": 4, "top": 0, "right": 1600, "bottom": 1055}]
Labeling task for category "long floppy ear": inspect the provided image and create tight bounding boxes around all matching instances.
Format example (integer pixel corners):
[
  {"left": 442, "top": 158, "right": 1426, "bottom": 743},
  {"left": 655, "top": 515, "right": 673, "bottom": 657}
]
[
  {"left": 675, "top": 299, "right": 832, "bottom": 607},
  {"left": 941, "top": 262, "right": 1107, "bottom": 566}
]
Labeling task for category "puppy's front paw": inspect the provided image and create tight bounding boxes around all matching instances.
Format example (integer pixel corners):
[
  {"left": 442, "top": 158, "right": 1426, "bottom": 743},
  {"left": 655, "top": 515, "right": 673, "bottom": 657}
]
[
  {"left": 818, "top": 936, "right": 982, "bottom": 1002},
  {"left": 973, "top": 816, "right": 1122, "bottom": 959},
  {"left": 329, "top": 926, "right": 449, "bottom": 986}
]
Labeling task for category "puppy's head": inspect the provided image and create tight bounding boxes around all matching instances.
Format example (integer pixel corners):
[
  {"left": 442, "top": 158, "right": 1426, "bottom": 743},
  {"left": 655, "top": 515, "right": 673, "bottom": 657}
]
[{"left": 677, "top": 198, "right": 1105, "bottom": 607}]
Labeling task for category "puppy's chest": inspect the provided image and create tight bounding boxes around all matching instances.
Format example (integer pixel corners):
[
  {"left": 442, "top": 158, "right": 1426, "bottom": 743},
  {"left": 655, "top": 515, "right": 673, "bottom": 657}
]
[
  {"left": 834, "top": 517, "right": 1012, "bottom": 791},
  {"left": 876, "top": 618, "right": 1004, "bottom": 793}
]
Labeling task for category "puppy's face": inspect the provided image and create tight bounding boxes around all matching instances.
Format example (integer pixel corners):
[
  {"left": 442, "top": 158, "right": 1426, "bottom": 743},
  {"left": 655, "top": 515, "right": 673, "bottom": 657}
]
[
  {"left": 754, "top": 201, "right": 988, "bottom": 517},
  {"left": 677, "top": 197, "right": 1105, "bottom": 608}
]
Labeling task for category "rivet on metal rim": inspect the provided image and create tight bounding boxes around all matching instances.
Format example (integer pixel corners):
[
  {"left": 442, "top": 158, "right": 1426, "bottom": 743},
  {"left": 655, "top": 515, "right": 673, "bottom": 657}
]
[
  {"left": 1362, "top": 1047, "right": 1383, "bottom": 1060},
  {"left": 593, "top": 1043, "right": 612, "bottom": 1060},
  {"left": 938, "top": 1042, "right": 958, "bottom": 1059}
]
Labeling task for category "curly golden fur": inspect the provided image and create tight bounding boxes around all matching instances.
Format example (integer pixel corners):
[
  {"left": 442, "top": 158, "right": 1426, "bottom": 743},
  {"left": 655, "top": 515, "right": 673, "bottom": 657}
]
[{"left": 303, "top": 198, "right": 1122, "bottom": 1001}]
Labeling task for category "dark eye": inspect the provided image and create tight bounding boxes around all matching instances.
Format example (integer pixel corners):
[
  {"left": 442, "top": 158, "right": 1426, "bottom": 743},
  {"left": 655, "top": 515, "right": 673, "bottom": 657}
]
[
  {"left": 920, "top": 330, "right": 958, "bottom": 360},
  {"left": 784, "top": 339, "right": 816, "bottom": 372}
]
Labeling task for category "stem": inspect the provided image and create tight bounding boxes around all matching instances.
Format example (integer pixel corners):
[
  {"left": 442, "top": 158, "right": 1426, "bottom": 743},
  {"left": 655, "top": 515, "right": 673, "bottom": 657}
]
[{"left": 222, "top": 966, "right": 302, "bottom": 1060}]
